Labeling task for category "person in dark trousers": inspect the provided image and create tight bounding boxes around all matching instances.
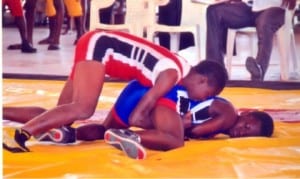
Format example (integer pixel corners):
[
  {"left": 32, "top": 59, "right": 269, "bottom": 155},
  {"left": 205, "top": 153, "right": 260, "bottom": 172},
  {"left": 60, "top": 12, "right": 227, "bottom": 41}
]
[
  {"left": 206, "top": 0, "right": 296, "bottom": 81},
  {"left": 3, "top": 0, "right": 37, "bottom": 53}
]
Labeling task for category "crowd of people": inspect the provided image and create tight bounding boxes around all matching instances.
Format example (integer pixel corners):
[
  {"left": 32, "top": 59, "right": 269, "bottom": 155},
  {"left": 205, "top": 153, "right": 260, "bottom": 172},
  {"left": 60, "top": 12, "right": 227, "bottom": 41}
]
[
  {"left": 2, "top": 0, "right": 297, "bottom": 159},
  {"left": 3, "top": 0, "right": 100, "bottom": 51}
]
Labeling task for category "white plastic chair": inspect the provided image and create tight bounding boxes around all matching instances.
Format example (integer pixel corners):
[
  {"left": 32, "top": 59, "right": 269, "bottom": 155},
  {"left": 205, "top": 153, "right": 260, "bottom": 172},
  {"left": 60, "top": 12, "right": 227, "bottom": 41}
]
[
  {"left": 146, "top": 0, "right": 202, "bottom": 62},
  {"left": 89, "top": 0, "right": 150, "bottom": 37},
  {"left": 226, "top": 9, "right": 299, "bottom": 81},
  {"left": 89, "top": 0, "right": 115, "bottom": 29}
]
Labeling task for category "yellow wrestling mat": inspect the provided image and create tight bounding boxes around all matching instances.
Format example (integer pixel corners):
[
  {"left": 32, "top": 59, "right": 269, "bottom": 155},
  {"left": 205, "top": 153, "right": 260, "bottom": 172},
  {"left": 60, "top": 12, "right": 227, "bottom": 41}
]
[{"left": 3, "top": 79, "right": 300, "bottom": 178}]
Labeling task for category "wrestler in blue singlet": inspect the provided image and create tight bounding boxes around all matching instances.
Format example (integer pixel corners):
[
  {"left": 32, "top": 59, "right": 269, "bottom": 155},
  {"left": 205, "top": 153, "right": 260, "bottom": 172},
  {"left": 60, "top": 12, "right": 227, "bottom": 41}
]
[{"left": 112, "top": 80, "right": 227, "bottom": 127}]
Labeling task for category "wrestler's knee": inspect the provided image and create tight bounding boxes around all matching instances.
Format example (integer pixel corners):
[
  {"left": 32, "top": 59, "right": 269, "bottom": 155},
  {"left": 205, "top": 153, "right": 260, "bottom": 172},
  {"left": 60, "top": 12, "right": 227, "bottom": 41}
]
[
  {"left": 157, "top": 131, "right": 184, "bottom": 151},
  {"left": 168, "top": 136, "right": 184, "bottom": 150},
  {"left": 71, "top": 103, "right": 96, "bottom": 120}
]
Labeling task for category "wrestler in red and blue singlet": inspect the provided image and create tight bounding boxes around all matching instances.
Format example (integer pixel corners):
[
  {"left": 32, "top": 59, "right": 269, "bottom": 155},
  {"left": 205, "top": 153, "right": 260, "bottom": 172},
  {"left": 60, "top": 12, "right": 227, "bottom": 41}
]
[{"left": 70, "top": 30, "right": 191, "bottom": 86}]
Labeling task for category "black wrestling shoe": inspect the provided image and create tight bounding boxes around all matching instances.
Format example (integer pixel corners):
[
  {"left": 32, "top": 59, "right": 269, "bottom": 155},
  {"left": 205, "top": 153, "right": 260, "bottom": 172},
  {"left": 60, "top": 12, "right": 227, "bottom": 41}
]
[
  {"left": 3, "top": 129, "right": 30, "bottom": 153},
  {"left": 21, "top": 41, "right": 37, "bottom": 53},
  {"left": 104, "top": 129, "right": 146, "bottom": 160},
  {"left": 35, "top": 126, "right": 76, "bottom": 144},
  {"left": 246, "top": 57, "right": 263, "bottom": 81}
]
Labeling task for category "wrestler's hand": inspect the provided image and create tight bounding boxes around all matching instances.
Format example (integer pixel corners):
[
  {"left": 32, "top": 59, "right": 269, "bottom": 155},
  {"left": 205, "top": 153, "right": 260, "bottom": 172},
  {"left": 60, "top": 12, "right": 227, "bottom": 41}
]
[
  {"left": 282, "top": 0, "right": 296, "bottom": 10},
  {"left": 182, "top": 112, "right": 192, "bottom": 129},
  {"left": 130, "top": 68, "right": 178, "bottom": 127},
  {"left": 129, "top": 92, "right": 156, "bottom": 128}
]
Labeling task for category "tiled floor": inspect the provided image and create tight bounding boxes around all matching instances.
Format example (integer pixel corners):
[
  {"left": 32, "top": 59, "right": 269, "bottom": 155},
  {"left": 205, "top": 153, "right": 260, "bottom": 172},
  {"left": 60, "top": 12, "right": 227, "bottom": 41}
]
[
  {"left": 2, "top": 26, "right": 300, "bottom": 81},
  {"left": 2, "top": 27, "right": 76, "bottom": 77}
]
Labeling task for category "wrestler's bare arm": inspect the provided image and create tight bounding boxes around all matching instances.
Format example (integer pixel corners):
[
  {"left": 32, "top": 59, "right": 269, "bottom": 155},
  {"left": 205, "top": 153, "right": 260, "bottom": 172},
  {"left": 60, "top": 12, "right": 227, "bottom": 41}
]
[{"left": 185, "top": 99, "right": 237, "bottom": 138}]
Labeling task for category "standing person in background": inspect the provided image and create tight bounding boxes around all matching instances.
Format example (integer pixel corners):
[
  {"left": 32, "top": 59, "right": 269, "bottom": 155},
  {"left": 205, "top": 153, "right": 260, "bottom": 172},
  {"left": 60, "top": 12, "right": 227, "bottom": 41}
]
[
  {"left": 157, "top": 0, "right": 194, "bottom": 50},
  {"left": 80, "top": 0, "right": 88, "bottom": 32},
  {"left": 3, "top": 0, "right": 37, "bottom": 53},
  {"left": 24, "top": 0, "right": 38, "bottom": 47},
  {"left": 63, "top": 0, "right": 85, "bottom": 44},
  {"left": 38, "top": 0, "right": 64, "bottom": 50},
  {"left": 206, "top": 0, "right": 296, "bottom": 81}
]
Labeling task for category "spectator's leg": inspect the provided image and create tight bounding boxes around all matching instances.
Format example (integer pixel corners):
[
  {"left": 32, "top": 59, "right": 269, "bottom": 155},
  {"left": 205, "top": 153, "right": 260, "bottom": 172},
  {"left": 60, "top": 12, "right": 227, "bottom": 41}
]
[
  {"left": 24, "top": 0, "right": 37, "bottom": 44},
  {"left": 206, "top": 2, "right": 253, "bottom": 66},
  {"left": 7, "top": 0, "right": 36, "bottom": 53},
  {"left": 48, "top": 0, "right": 64, "bottom": 50},
  {"left": 254, "top": 8, "right": 285, "bottom": 78}
]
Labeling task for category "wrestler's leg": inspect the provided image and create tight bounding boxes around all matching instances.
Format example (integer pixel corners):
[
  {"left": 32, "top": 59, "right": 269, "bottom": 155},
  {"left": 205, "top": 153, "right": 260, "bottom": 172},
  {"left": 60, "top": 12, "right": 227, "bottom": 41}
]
[
  {"left": 24, "top": 0, "right": 37, "bottom": 44},
  {"left": 136, "top": 106, "right": 184, "bottom": 151},
  {"left": 57, "top": 79, "right": 74, "bottom": 105},
  {"left": 76, "top": 109, "right": 126, "bottom": 141},
  {"left": 22, "top": 61, "right": 105, "bottom": 136},
  {"left": 3, "top": 107, "right": 46, "bottom": 123},
  {"left": 76, "top": 124, "right": 106, "bottom": 141},
  {"left": 3, "top": 75, "right": 73, "bottom": 124}
]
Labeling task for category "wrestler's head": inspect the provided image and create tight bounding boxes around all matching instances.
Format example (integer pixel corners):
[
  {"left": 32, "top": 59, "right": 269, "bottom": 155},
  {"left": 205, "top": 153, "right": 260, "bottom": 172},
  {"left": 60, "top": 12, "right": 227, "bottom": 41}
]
[
  {"left": 182, "top": 60, "right": 228, "bottom": 101},
  {"left": 228, "top": 111, "right": 274, "bottom": 138}
]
